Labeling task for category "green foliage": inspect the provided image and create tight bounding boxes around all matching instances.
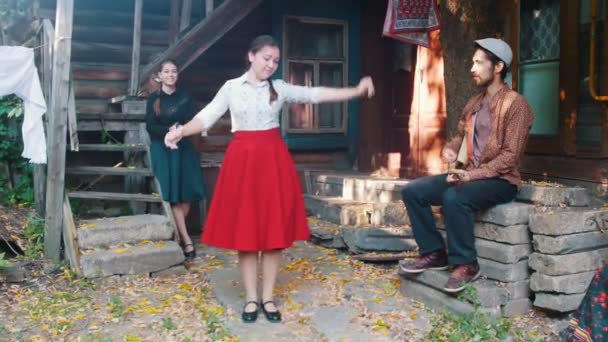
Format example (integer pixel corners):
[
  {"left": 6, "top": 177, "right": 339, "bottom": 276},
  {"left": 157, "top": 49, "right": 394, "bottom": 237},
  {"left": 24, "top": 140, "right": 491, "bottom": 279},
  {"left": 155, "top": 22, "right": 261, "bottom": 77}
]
[
  {"left": 0, "top": 95, "right": 33, "bottom": 207},
  {"left": 426, "top": 310, "right": 517, "bottom": 342},
  {"left": 162, "top": 317, "right": 177, "bottom": 330},
  {"left": 23, "top": 213, "right": 44, "bottom": 259},
  {"left": 457, "top": 284, "right": 481, "bottom": 307},
  {"left": 0, "top": 252, "right": 12, "bottom": 270},
  {"left": 107, "top": 296, "right": 125, "bottom": 321}
]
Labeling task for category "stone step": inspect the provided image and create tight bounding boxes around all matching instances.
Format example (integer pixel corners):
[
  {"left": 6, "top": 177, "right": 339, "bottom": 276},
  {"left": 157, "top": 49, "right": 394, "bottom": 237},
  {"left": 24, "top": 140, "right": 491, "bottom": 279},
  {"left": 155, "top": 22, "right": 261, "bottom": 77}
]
[
  {"left": 533, "top": 230, "right": 608, "bottom": 255},
  {"left": 304, "top": 195, "right": 409, "bottom": 226},
  {"left": 516, "top": 184, "right": 590, "bottom": 207},
  {"left": 340, "top": 226, "right": 416, "bottom": 254},
  {"left": 528, "top": 248, "right": 608, "bottom": 276},
  {"left": 529, "top": 208, "right": 608, "bottom": 236},
  {"left": 477, "top": 202, "right": 534, "bottom": 226},
  {"left": 478, "top": 258, "right": 530, "bottom": 283},
  {"left": 438, "top": 222, "right": 531, "bottom": 245},
  {"left": 530, "top": 271, "right": 595, "bottom": 294},
  {"left": 77, "top": 214, "right": 173, "bottom": 249},
  {"left": 80, "top": 241, "right": 184, "bottom": 278},
  {"left": 533, "top": 292, "right": 585, "bottom": 313},
  {"left": 308, "top": 171, "right": 409, "bottom": 203},
  {"left": 437, "top": 230, "right": 532, "bottom": 264},
  {"left": 400, "top": 270, "right": 510, "bottom": 307},
  {"left": 399, "top": 270, "right": 533, "bottom": 317}
]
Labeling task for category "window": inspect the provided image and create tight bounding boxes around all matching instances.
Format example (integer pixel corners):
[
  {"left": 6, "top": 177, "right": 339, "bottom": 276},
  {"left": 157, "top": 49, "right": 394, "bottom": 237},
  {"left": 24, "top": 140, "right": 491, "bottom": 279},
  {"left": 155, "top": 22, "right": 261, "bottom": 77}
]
[
  {"left": 518, "top": 0, "right": 561, "bottom": 136},
  {"left": 282, "top": 16, "right": 348, "bottom": 133}
]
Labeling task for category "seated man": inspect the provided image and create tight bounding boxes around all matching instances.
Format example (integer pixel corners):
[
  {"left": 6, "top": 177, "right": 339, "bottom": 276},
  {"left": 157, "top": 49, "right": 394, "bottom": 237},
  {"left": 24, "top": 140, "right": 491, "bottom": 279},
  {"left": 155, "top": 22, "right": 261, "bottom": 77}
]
[{"left": 398, "top": 38, "right": 534, "bottom": 293}]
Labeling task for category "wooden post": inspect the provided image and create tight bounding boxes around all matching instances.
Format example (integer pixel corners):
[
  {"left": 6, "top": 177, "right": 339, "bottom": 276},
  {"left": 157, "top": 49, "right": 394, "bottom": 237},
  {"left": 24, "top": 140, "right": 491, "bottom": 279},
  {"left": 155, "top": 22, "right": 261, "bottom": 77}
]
[
  {"left": 44, "top": 0, "right": 73, "bottom": 262},
  {"left": 206, "top": 0, "right": 213, "bottom": 16},
  {"left": 180, "top": 0, "right": 192, "bottom": 32},
  {"left": 168, "top": 0, "right": 181, "bottom": 46},
  {"left": 129, "top": 0, "right": 143, "bottom": 97}
]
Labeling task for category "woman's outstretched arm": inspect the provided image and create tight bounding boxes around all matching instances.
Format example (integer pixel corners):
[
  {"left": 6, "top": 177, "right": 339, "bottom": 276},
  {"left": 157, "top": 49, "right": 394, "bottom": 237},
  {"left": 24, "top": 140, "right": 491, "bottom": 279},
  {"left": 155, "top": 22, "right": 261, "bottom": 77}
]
[{"left": 315, "top": 76, "right": 375, "bottom": 103}]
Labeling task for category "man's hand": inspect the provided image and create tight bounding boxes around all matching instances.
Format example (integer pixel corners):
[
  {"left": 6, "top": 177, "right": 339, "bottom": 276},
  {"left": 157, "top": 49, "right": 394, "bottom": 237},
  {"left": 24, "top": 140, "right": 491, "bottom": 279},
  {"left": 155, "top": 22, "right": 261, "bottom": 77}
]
[
  {"left": 446, "top": 169, "right": 470, "bottom": 184},
  {"left": 442, "top": 148, "right": 457, "bottom": 163}
]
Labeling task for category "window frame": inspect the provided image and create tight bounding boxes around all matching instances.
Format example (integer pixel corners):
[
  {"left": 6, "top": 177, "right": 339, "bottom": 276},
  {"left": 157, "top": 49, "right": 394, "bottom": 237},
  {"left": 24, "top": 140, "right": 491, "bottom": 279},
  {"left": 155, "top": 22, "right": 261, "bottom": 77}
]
[{"left": 281, "top": 15, "right": 349, "bottom": 134}]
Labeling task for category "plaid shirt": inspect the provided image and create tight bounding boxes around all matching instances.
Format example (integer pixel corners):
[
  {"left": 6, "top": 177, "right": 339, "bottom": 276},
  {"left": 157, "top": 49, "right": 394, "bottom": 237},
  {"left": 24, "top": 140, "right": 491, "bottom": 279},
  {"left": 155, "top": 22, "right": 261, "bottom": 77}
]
[{"left": 444, "top": 84, "right": 535, "bottom": 186}]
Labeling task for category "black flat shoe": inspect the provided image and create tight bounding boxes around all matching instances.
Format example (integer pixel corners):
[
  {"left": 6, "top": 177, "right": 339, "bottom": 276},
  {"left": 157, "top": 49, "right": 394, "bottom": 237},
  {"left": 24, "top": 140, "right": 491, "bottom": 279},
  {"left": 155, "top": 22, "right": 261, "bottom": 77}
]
[
  {"left": 261, "top": 300, "right": 281, "bottom": 323},
  {"left": 241, "top": 301, "right": 259, "bottom": 323},
  {"left": 183, "top": 243, "right": 196, "bottom": 260}
]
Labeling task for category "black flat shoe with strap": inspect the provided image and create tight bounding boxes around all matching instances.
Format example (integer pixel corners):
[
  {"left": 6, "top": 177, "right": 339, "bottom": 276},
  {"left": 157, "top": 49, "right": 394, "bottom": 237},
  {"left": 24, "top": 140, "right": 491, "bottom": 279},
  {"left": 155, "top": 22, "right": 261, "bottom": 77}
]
[
  {"left": 241, "top": 301, "right": 259, "bottom": 323},
  {"left": 183, "top": 243, "right": 196, "bottom": 260},
  {"left": 261, "top": 300, "right": 281, "bottom": 323}
]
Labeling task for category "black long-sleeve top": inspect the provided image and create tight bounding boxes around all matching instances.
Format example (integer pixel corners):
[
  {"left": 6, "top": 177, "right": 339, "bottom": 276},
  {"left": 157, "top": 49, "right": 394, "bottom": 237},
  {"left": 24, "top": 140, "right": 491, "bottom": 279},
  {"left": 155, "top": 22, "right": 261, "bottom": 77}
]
[{"left": 145, "top": 88, "right": 196, "bottom": 141}]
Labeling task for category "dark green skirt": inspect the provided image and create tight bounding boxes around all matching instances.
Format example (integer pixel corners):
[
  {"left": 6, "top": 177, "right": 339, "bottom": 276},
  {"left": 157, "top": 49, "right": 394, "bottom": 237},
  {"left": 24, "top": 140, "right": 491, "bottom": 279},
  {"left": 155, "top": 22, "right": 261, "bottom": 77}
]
[{"left": 150, "top": 139, "right": 205, "bottom": 204}]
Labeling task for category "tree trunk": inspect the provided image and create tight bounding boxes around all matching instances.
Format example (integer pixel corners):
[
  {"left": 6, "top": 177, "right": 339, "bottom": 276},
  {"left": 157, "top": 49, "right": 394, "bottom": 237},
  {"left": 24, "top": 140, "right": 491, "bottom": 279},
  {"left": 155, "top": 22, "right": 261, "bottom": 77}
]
[{"left": 439, "top": 0, "right": 501, "bottom": 137}]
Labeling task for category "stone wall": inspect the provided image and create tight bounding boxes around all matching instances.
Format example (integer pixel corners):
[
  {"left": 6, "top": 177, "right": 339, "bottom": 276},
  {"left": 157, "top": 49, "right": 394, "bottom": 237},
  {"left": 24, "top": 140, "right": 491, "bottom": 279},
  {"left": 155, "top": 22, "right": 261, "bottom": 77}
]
[{"left": 523, "top": 186, "right": 608, "bottom": 313}]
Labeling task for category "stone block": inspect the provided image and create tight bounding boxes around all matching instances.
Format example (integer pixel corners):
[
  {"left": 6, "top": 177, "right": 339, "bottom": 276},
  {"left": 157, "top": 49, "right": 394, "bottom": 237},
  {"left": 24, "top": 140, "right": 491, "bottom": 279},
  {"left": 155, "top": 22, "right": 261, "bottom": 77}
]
[
  {"left": 475, "top": 238, "right": 531, "bottom": 264},
  {"left": 528, "top": 248, "right": 608, "bottom": 275},
  {"left": 0, "top": 264, "right": 25, "bottom": 283},
  {"left": 340, "top": 227, "right": 417, "bottom": 254},
  {"left": 478, "top": 202, "right": 534, "bottom": 226},
  {"left": 349, "top": 178, "right": 407, "bottom": 203},
  {"left": 304, "top": 195, "right": 372, "bottom": 226},
  {"left": 370, "top": 202, "right": 410, "bottom": 226},
  {"left": 310, "top": 229, "right": 347, "bottom": 249},
  {"left": 501, "top": 298, "right": 532, "bottom": 317},
  {"left": 517, "top": 184, "right": 590, "bottom": 207},
  {"left": 438, "top": 231, "right": 531, "bottom": 264},
  {"left": 503, "top": 279, "right": 531, "bottom": 300},
  {"left": 401, "top": 269, "right": 509, "bottom": 307},
  {"left": 80, "top": 241, "right": 185, "bottom": 278},
  {"left": 478, "top": 258, "right": 530, "bottom": 282},
  {"left": 529, "top": 208, "right": 608, "bottom": 236},
  {"left": 530, "top": 271, "right": 595, "bottom": 294},
  {"left": 400, "top": 279, "right": 501, "bottom": 318},
  {"left": 78, "top": 214, "right": 173, "bottom": 249},
  {"left": 474, "top": 223, "right": 531, "bottom": 245},
  {"left": 533, "top": 231, "right": 608, "bottom": 254},
  {"left": 150, "top": 265, "right": 188, "bottom": 278},
  {"left": 534, "top": 292, "right": 585, "bottom": 313}
]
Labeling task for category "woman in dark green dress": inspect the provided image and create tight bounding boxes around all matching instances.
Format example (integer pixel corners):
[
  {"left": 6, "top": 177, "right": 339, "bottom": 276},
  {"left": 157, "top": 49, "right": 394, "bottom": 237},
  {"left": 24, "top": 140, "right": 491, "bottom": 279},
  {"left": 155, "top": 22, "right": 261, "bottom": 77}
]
[{"left": 146, "top": 59, "right": 205, "bottom": 259}]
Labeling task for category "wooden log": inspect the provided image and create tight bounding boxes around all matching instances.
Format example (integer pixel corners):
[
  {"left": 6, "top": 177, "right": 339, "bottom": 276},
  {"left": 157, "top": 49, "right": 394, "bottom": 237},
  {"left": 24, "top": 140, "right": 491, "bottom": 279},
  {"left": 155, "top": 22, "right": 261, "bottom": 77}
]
[
  {"left": 180, "top": 0, "right": 192, "bottom": 32},
  {"left": 44, "top": 0, "right": 74, "bottom": 262},
  {"left": 129, "top": 0, "right": 143, "bottom": 97},
  {"left": 73, "top": 25, "right": 167, "bottom": 46},
  {"left": 39, "top": 8, "right": 169, "bottom": 29},
  {"left": 65, "top": 166, "right": 153, "bottom": 176}
]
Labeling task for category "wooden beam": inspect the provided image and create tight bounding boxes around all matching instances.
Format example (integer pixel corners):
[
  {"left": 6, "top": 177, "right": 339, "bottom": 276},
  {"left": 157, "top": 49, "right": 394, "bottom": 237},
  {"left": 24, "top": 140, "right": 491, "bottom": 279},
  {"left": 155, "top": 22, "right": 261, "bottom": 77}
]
[
  {"left": 168, "top": 0, "right": 181, "bottom": 46},
  {"left": 129, "top": 0, "right": 143, "bottom": 96},
  {"left": 33, "top": 19, "right": 55, "bottom": 215},
  {"left": 206, "top": 0, "right": 214, "bottom": 16},
  {"left": 180, "top": 0, "right": 192, "bottom": 32},
  {"left": 44, "top": 0, "right": 74, "bottom": 262},
  {"left": 62, "top": 194, "right": 81, "bottom": 275},
  {"left": 67, "top": 76, "right": 79, "bottom": 151},
  {"left": 139, "top": 0, "right": 263, "bottom": 87}
]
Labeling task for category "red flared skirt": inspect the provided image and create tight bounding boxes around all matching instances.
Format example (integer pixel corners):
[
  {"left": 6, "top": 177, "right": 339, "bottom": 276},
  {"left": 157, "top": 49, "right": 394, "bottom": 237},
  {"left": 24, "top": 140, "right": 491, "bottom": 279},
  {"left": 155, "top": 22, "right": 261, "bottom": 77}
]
[{"left": 201, "top": 128, "right": 310, "bottom": 251}]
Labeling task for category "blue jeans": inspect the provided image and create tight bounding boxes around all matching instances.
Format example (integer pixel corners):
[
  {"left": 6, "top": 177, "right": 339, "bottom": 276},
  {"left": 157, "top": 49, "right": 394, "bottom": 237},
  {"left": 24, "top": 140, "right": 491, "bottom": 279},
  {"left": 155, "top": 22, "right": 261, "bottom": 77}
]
[{"left": 401, "top": 174, "right": 517, "bottom": 265}]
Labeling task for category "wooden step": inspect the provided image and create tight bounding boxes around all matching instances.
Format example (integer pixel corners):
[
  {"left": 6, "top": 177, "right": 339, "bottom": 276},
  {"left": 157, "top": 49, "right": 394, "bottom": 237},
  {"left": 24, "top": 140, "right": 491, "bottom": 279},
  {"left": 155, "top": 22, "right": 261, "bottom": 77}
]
[
  {"left": 71, "top": 41, "right": 165, "bottom": 64},
  {"left": 73, "top": 25, "right": 168, "bottom": 46},
  {"left": 77, "top": 214, "right": 172, "bottom": 249},
  {"left": 39, "top": 8, "right": 171, "bottom": 29},
  {"left": 66, "top": 166, "right": 153, "bottom": 176},
  {"left": 77, "top": 112, "right": 146, "bottom": 121},
  {"left": 76, "top": 144, "right": 147, "bottom": 152},
  {"left": 77, "top": 121, "right": 141, "bottom": 132},
  {"left": 72, "top": 63, "right": 131, "bottom": 81},
  {"left": 68, "top": 191, "right": 162, "bottom": 202},
  {"left": 74, "top": 80, "right": 128, "bottom": 99}
]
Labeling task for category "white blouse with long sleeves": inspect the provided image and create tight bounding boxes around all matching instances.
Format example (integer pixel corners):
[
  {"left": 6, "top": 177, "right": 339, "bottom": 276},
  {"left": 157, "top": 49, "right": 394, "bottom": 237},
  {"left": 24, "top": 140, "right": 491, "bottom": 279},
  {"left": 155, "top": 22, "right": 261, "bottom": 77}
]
[{"left": 194, "top": 73, "right": 320, "bottom": 132}]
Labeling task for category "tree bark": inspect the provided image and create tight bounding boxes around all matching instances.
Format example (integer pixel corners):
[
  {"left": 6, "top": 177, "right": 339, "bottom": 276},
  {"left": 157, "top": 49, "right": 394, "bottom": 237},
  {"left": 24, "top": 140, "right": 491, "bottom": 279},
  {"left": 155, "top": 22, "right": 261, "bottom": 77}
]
[{"left": 439, "top": 0, "right": 501, "bottom": 137}]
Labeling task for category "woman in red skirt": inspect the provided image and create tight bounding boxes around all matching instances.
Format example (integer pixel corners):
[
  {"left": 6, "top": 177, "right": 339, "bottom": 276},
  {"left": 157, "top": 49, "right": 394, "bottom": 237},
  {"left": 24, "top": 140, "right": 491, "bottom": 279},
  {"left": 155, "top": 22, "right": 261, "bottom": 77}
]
[{"left": 164, "top": 35, "right": 374, "bottom": 323}]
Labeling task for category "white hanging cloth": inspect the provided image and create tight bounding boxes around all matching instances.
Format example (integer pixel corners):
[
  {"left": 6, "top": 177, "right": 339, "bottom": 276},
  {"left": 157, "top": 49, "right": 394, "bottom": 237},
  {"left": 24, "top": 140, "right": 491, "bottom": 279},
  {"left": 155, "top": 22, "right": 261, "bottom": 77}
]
[{"left": 0, "top": 46, "right": 47, "bottom": 164}]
